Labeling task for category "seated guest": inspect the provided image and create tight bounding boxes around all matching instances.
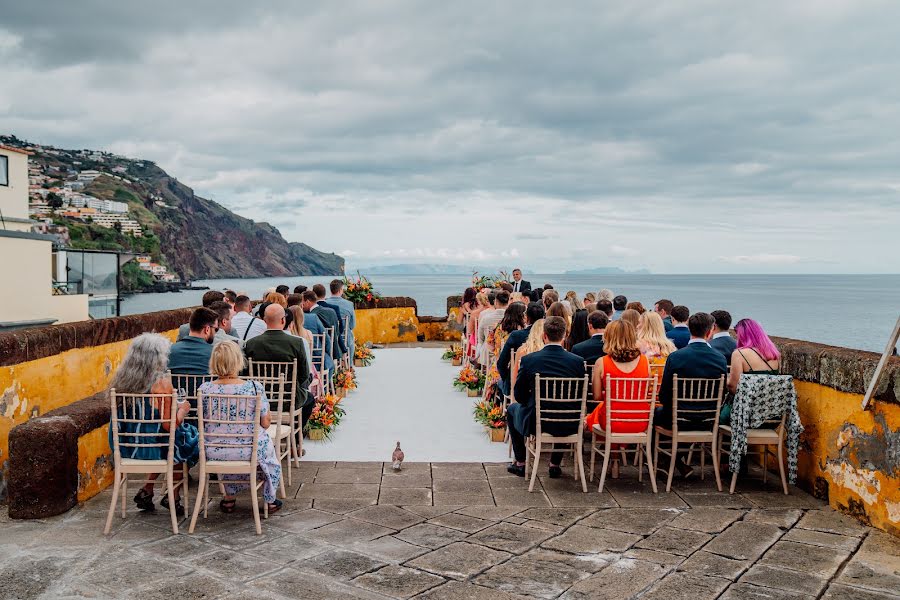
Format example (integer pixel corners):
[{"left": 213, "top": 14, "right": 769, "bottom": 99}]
[
  {"left": 511, "top": 268, "right": 531, "bottom": 296},
  {"left": 542, "top": 289, "right": 559, "bottom": 312},
  {"left": 207, "top": 301, "right": 243, "bottom": 348},
  {"left": 507, "top": 316, "right": 586, "bottom": 478},
  {"left": 293, "top": 285, "right": 307, "bottom": 295},
  {"left": 198, "top": 341, "right": 282, "bottom": 514},
  {"left": 586, "top": 320, "right": 651, "bottom": 477},
  {"left": 232, "top": 295, "right": 267, "bottom": 341},
  {"left": 499, "top": 281, "right": 514, "bottom": 293},
  {"left": 656, "top": 312, "right": 727, "bottom": 477},
  {"left": 625, "top": 301, "right": 646, "bottom": 315},
  {"left": 275, "top": 284, "right": 290, "bottom": 297},
  {"left": 584, "top": 302, "right": 597, "bottom": 313},
  {"left": 286, "top": 293, "right": 302, "bottom": 309},
  {"left": 596, "top": 299, "right": 614, "bottom": 319},
  {"left": 637, "top": 311, "right": 677, "bottom": 380},
  {"left": 244, "top": 304, "right": 312, "bottom": 426},
  {"left": 619, "top": 308, "right": 640, "bottom": 330},
  {"left": 727, "top": 319, "right": 781, "bottom": 393},
  {"left": 467, "top": 292, "right": 492, "bottom": 358},
  {"left": 654, "top": 299, "right": 675, "bottom": 332},
  {"left": 255, "top": 292, "right": 293, "bottom": 330},
  {"left": 108, "top": 333, "right": 199, "bottom": 514},
  {"left": 477, "top": 291, "right": 509, "bottom": 364},
  {"left": 456, "top": 287, "right": 478, "bottom": 327},
  {"left": 329, "top": 278, "right": 357, "bottom": 351},
  {"left": 223, "top": 290, "right": 237, "bottom": 308},
  {"left": 565, "top": 308, "right": 590, "bottom": 351},
  {"left": 665, "top": 305, "right": 691, "bottom": 349},
  {"left": 498, "top": 302, "right": 545, "bottom": 395},
  {"left": 485, "top": 303, "right": 526, "bottom": 398},
  {"left": 169, "top": 307, "right": 217, "bottom": 375},
  {"left": 178, "top": 290, "right": 227, "bottom": 340},
  {"left": 313, "top": 284, "right": 347, "bottom": 358},
  {"left": 546, "top": 300, "right": 572, "bottom": 331},
  {"left": 511, "top": 319, "right": 545, "bottom": 389},
  {"left": 597, "top": 289, "right": 614, "bottom": 304},
  {"left": 611, "top": 295, "right": 628, "bottom": 320},
  {"left": 572, "top": 310, "right": 608, "bottom": 365},
  {"left": 583, "top": 292, "right": 596, "bottom": 306},
  {"left": 710, "top": 310, "right": 737, "bottom": 364},
  {"left": 287, "top": 305, "right": 321, "bottom": 398},
  {"left": 301, "top": 291, "right": 335, "bottom": 374},
  {"left": 564, "top": 290, "right": 584, "bottom": 313}
]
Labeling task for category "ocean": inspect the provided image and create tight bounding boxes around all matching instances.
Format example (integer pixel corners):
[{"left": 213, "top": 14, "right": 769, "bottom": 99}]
[{"left": 121, "top": 274, "right": 900, "bottom": 354}]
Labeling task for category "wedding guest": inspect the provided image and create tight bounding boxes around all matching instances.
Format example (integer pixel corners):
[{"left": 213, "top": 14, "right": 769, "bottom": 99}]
[
  {"left": 456, "top": 287, "right": 477, "bottom": 326},
  {"left": 275, "top": 285, "right": 290, "bottom": 297},
  {"left": 510, "top": 319, "right": 546, "bottom": 389},
  {"left": 178, "top": 290, "right": 227, "bottom": 340},
  {"left": 542, "top": 289, "right": 559, "bottom": 312},
  {"left": 585, "top": 302, "right": 597, "bottom": 313},
  {"left": 586, "top": 320, "right": 651, "bottom": 477},
  {"left": 293, "top": 285, "right": 307, "bottom": 294},
  {"left": 329, "top": 279, "right": 356, "bottom": 352},
  {"left": 477, "top": 291, "right": 509, "bottom": 364},
  {"left": 484, "top": 302, "right": 526, "bottom": 398},
  {"left": 546, "top": 301, "right": 572, "bottom": 331},
  {"left": 564, "top": 290, "right": 584, "bottom": 312},
  {"left": 300, "top": 291, "right": 335, "bottom": 375},
  {"left": 727, "top": 319, "right": 781, "bottom": 393},
  {"left": 169, "top": 307, "right": 217, "bottom": 375},
  {"left": 611, "top": 295, "right": 628, "bottom": 320},
  {"left": 109, "top": 333, "right": 198, "bottom": 515},
  {"left": 508, "top": 316, "right": 585, "bottom": 478},
  {"left": 287, "top": 305, "right": 316, "bottom": 383},
  {"left": 571, "top": 310, "right": 607, "bottom": 365},
  {"left": 499, "top": 282, "right": 514, "bottom": 293},
  {"left": 597, "top": 299, "right": 614, "bottom": 319},
  {"left": 313, "top": 284, "right": 346, "bottom": 357},
  {"left": 498, "top": 302, "right": 545, "bottom": 396},
  {"left": 232, "top": 295, "right": 267, "bottom": 341},
  {"left": 620, "top": 308, "right": 641, "bottom": 330},
  {"left": 509, "top": 292, "right": 527, "bottom": 305},
  {"left": 625, "top": 301, "right": 646, "bottom": 315},
  {"left": 565, "top": 308, "right": 590, "bottom": 351},
  {"left": 467, "top": 292, "right": 492, "bottom": 358},
  {"left": 583, "top": 292, "right": 596, "bottom": 306},
  {"left": 223, "top": 290, "right": 237, "bottom": 308},
  {"left": 208, "top": 301, "right": 243, "bottom": 348},
  {"left": 654, "top": 299, "right": 675, "bottom": 332},
  {"left": 665, "top": 305, "right": 691, "bottom": 349},
  {"left": 597, "top": 289, "right": 614, "bottom": 304},
  {"left": 198, "top": 341, "right": 282, "bottom": 514},
  {"left": 710, "top": 310, "right": 737, "bottom": 364},
  {"left": 637, "top": 311, "right": 677, "bottom": 381},
  {"left": 511, "top": 268, "right": 531, "bottom": 295}
]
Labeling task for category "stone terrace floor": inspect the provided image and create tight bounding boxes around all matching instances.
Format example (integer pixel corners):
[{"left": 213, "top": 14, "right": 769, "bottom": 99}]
[{"left": 3, "top": 461, "right": 899, "bottom": 600}]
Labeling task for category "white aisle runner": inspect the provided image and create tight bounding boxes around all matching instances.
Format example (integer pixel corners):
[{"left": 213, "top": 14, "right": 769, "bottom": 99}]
[{"left": 302, "top": 348, "right": 511, "bottom": 462}]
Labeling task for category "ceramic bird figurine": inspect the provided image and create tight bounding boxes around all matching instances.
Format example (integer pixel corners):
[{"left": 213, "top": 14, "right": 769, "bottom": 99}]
[{"left": 392, "top": 441, "right": 404, "bottom": 471}]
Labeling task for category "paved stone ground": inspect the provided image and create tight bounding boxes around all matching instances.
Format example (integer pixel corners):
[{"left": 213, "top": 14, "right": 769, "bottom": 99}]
[{"left": 2, "top": 461, "right": 899, "bottom": 599}]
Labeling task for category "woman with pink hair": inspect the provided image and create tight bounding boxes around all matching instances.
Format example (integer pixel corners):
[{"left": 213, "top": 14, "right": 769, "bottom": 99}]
[{"left": 727, "top": 318, "right": 781, "bottom": 393}]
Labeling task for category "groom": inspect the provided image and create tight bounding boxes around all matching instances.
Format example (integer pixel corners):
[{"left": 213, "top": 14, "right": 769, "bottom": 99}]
[{"left": 510, "top": 268, "right": 531, "bottom": 296}]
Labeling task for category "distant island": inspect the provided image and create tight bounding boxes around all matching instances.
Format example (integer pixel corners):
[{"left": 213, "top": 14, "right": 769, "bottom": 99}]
[
  {"left": 564, "top": 267, "right": 650, "bottom": 275},
  {"left": 2, "top": 134, "right": 343, "bottom": 292},
  {"left": 358, "top": 264, "right": 528, "bottom": 275}
]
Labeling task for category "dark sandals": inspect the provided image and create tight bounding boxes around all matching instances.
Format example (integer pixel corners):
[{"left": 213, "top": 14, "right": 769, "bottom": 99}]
[
  {"left": 133, "top": 489, "right": 155, "bottom": 512},
  {"left": 220, "top": 498, "right": 237, "bottom": 513},
  {"left": 267, "top": 499, "right": 283, "bottom": 514},
  {"left": 160, "top": 495, "right": 185, "bottom": 517}
]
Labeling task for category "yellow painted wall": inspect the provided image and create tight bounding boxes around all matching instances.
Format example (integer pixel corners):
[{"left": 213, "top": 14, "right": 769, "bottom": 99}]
[
  {"left": 78, "top": 424, "right": 113, "bottom": 502},
  {"left": 0, "top": 236, "right": 89, "bottom": 325},
  {"left": 354, "top": 307, "right": 420, "bottom": 344},
  {"left": 0, "top": 329, "right": 178, "bottom": 501},
  {"left": 793, "top": 380, "right": 900, "bottom": 536}
]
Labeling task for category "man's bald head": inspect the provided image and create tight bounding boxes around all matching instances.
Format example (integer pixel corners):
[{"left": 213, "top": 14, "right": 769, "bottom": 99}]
[{"left": 263, "top": 303, "right": 286, "bottom": 329}]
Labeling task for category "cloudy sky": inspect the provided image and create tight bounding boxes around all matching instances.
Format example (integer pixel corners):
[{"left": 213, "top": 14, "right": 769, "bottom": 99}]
[{"left": 2, "top": 1, "right": 898, "bottom": 273}]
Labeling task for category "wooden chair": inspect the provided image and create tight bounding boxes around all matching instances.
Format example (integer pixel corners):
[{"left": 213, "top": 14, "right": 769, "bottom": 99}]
[
  {"left": 341, "top": 315, "right": 352, "bottom": 370},
  {"left": 105, "top": 389, "right": 189, "bottom": 535},
  {"left": 167, "top": 372, "right": 214, "bottom": 421},
  {"left": 503, "top": 348, "right": 517, "bottom": 455},
  {"left": 189, "top": 390, "right": 268, "bottom": 534},
  {"left": 310, "top": 332, "right": 331, "bottom": 399},
  {"left": 589, "top": 376, "right": 659, "bottom": 493},
  {"left": 248, "top": 359, "right": 301, "bottom": 473},
  {"left": 525, "top": 375, "right": 589, "bottom": 493},
  {"left": 654, "top": 375, "right": 725, "bottom": 492},
  {"left": 719, "top": 411, "right": 790, "bottom": 495},
  {"left": 245, "top": 369, "right": 291, "bottom": 494}
]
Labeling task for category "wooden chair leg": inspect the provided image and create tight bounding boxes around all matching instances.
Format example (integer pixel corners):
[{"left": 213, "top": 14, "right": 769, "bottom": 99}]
[
  {"left": 729, "top": 470, "right": 739, "bottom": 494},
  {"left": 166, "top": 467, "right": 179, "bottom": 534},
  {"left": 250, "top": 475, "right": 262, "bottom": 535},
  {"left": 638, "top": 444, "right": 644, "bottom": 483},
  {"left": 181, "top": 464, "right": 190, "bottom": 523},
  {"left": 104, "top": 473, "right": 121, "bottom": 534},
  {"left": 645, "top": 443, "right": 658, "bottom": 494},
  {"left": 589, "top": 433, "right": 597, "bottom": 482},
  {"left": 120, "top": 475, "right": 127, "bottom": 518},
  {"left": 528, "top": 443, "right": 541, "bottom": 492},
  {"left": 777, "top": 439, "right": 789, "bottom": 495},
  {"left": 576, "top": 441, "right": 587, "bottom": 493},
  {"left": 711, "top": 437, "right": 723, "bottom": 492},
  {"left": 597, "top": 439, "right": 612, "bottom": 493},
  {"left": 666, "top": 439, "right": 678, "bottom": 493},
  {"left": 700, "top": 444, "right": 706, "bottom": 480},
  {"left": 188, "top": 469, "right": 206, "bottom": 533}
]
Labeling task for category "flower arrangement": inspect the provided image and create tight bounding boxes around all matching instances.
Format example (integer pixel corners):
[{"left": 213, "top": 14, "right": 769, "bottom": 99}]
[
  {"left": 334, "top": 367, "right": 357, "bottom": 394},
  {"left": 454, "top": 365, "right": 485, "bottom": 393},
  {"left": 442, "top": 344, "right": 464, "bottom": 363},
  {"left": 473, "top": 399, "right": 506, "bottom": 429},
  {"left": 306, "top": 394, "right": 345, "bottom": 440},
  {"left": 354, "top": 342, "right": 374, "bottom": 366},
  {"left": 471, "top": 270, "right": 512, "bottom": 292},
  {"left": 342, "top": 272, "right": 381, "bottom": 304}
]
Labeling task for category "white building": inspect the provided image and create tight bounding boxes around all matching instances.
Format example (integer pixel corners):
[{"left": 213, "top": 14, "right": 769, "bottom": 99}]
[
  {"left": 89, "top": 213, "right": 143, "bottom": 236},
  {"left": 77, "top": 169, "right": 102, "bottom": 183}
]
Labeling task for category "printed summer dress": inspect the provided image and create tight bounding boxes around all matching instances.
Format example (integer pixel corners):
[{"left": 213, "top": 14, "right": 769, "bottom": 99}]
[{"left": 197, "top": 380, "right": 282, "bottom": 503}]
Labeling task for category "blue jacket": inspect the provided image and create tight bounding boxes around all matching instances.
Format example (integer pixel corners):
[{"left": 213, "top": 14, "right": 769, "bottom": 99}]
[
  {"left": 571, "top": 334, "right": 605, "bottom": 366},
  {"left": 709, "top": 334, "right": 737, "bottom": 365},
  {"left": 657, "top": 341, "right": 728, "bottom": 426},
  {"left": 167, "top": 336, "right": 212, "bottom": 375},
  {"left": 497, "top": 326, "right": 531, "bottom": 387},
  {"left": 512, "top": 345, "right": 586, "bottom": 437},
  {"left": 303, "top": 312, "right": 335, "bottom": 372},
  {"left": 666, "top": 325, "right": 691, "bottom": 349}
]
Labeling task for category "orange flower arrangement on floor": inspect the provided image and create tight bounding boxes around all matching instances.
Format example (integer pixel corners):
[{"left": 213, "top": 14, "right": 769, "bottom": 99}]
[
  {"left": 306, "top": 394, "right": 346, "bottom": 439},
  {"left": 473, "top": 398, "right": 506, "bottom": 429},
  {"left": 334, "top": 367, "right": 357, "bottom": 391},
  {"left": 454, "top": 365, "right": 485, "bottom": 391}
]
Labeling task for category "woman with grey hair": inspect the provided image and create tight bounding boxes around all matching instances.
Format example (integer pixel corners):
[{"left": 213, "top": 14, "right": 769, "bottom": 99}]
[
  {"left": 108, "top": 333, "right": 199, "bottom": 516},
  {"left": 597, "top": 288, "right": 614, "bottom": 303}
]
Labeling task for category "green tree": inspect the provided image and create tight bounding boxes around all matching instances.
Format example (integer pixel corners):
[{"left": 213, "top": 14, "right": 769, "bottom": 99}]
[{"left": 46, "top": 192, "right": 63, "bottom": 209}]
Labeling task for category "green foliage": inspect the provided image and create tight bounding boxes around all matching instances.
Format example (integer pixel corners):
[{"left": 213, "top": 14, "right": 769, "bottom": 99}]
[{"left": 121, "top": 261, "right": 155, "bottom": 292}]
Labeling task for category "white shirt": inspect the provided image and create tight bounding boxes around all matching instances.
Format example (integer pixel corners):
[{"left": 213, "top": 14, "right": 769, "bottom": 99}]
[
  {"left": 688, "top": 338, "right": 711, "bottom": 346},
  {"left": 713, "top": 331, "right": 732, "bottom": 339},
  {"left": 232, "top": 311, "right": 267, "bottom": 341}
]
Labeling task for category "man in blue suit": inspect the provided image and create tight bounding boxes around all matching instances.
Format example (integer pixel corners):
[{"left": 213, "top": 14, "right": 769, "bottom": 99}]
[
  {"left": 313, "top": 284, "right": 347, "bottom": 358},
  {"left": 301, "top": 291, "right": 335, "bottom": 374},
  {"left": 709, "top": 310, "right": 737, "bottom": 365},
  {"left": 329, "top": 279, "right": 356, "bottom": 355},
  {"left": 571, "top": 310, "right": 608, "bottom": 366},
  {"left": 656, "top": 311, "right": 728, "bottom": 477},
  {"left": 497, "top": 302, "right": 545, "bottom": 395},
  {"left": 654, "top": 298, "right": 675, "bottom": 333},
  {"left": 665, "top": 305, "right": 691, "bottom": 349},
  {"left": 507, "top": 316, "right": 587, "bottom": 479}
]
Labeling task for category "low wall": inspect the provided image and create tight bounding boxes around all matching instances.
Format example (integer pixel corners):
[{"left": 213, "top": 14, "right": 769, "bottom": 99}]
[
  {"left": 1, "top": 308, "right": 191, "bottom": 509},
  {"left": 352, "top": 297, "right": 458, "bottom": 344}
]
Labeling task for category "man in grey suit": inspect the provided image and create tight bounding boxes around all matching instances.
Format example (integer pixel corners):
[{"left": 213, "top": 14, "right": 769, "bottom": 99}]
[
  {"left": 709, "top": 310, "right": 737, "bottom": 364},
  {"left": 328, "top": 279, "right": 356, "bottom": 354}
]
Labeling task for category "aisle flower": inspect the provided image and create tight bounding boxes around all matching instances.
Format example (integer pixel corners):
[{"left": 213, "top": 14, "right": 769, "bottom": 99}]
[
  {"left": 453, "top": 365, "right": 485, "bottom": 392},
  {"left": 354, "top": 342, "right": 374, "bottom": 366},
  {"left": 342, "top": 272, "right": 382, "bottom": 304}
]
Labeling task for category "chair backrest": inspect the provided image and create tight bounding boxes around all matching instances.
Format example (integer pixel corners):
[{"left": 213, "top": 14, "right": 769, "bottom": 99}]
[
  {"left": 167, "top": 371, "right": 214, "bottom": 415},
  {"left": 649, "top": 362, "right": 666, "bottom": 381},
  {"left": 534, "top": 375, "right": 588, "bottom": 439},
  {"left": 109, "top": 389, "right": 177, "bottom": 464},
  {"left": 342, "top": 315, "right": 351, "bottom": 347},
  {"left": 248, "top": 359, "right": 297, "bottom": 411},
  {"left": 197, "top": 390, "right": 262, "bottom": 469},
  {"left": 310, "top": 332, "right": 327, "bottom": 370},
  {"left": 671, "top": 375, "right": 725, "bottom": 432},
  {"left": 324, "top": 326, "right": 336, "bottom": 357},
  {"left": 604, "top": 376, "right": 658, "bottom": 435},
  {"left": 584, "top": 361, "right": 600, "bottom": 414}
]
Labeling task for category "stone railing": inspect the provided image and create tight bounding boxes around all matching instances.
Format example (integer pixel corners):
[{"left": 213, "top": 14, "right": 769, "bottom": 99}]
[{"left": 2, "top": 297, "right": 898, "bottom": 536}]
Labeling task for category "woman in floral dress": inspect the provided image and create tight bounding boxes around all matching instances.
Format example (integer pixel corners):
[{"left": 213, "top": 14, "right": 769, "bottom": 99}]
[{"left": 198, "top": 342, "right": 283, "bottom": 513}]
